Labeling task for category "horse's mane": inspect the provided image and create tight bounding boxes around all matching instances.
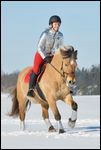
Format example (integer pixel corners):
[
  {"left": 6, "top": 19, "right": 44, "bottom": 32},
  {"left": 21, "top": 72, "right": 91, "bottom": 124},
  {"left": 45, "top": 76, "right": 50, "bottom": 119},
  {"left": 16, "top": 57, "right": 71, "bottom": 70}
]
[{"left": 59, "top": 45, "right": 78, "bottom": 59}]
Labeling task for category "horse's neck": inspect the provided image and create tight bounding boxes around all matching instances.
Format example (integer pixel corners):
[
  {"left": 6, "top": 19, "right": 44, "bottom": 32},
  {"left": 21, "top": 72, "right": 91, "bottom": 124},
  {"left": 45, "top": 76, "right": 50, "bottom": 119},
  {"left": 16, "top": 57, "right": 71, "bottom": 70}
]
[
  {"left": 51, "top": 51, "right": 62, "bottom": 71},
  {"left": 47, "top": 52, "right": 64, "bottom": 84},
  {"left": 48, "top": 52, "right": 68, "bottom": 93}
]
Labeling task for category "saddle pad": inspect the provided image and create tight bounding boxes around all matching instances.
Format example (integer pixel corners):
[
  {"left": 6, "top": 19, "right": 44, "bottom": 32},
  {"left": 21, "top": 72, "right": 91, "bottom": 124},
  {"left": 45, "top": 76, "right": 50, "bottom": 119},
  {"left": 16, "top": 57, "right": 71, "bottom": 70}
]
[
  {"left": 24, "top": 68, "right": 33, "bottom": 83},
  {"left": 24, "top": 64, "right": 46, "bottom": 84}
]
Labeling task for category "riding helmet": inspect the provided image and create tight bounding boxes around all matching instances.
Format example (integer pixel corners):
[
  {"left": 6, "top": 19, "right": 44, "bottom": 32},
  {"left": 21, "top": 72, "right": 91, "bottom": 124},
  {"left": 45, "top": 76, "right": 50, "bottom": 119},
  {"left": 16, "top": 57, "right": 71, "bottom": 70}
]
[{"left": 49, "top": 15, "right": 61, "bottom": 25}]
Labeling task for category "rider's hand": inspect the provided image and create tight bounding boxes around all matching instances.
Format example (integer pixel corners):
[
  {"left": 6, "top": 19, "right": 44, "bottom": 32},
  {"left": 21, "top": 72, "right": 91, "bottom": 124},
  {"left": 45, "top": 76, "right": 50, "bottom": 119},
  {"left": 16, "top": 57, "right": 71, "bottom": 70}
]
[{"left": 44, "top": 56, "right": 53, "bottom": 63}]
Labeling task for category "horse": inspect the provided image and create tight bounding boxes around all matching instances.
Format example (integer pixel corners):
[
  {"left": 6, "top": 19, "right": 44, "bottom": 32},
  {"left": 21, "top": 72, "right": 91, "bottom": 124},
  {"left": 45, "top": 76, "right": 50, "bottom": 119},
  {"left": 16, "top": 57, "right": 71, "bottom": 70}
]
[{"left": 9, "top": 46, "right": 78, "bottom": 133}]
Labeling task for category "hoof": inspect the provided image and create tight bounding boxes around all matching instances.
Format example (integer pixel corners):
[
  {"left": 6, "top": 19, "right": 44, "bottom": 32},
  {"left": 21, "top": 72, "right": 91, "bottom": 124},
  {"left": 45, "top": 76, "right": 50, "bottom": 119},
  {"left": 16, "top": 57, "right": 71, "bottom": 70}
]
[
  {"left": 48, "top": 126, "right": 56, "bottom": 132},
  {"left": 68, "top": 118, "right": 76, "bottom": 128},
  {"left": 59, "top": 129, "right": 65, "bottom": 134}
]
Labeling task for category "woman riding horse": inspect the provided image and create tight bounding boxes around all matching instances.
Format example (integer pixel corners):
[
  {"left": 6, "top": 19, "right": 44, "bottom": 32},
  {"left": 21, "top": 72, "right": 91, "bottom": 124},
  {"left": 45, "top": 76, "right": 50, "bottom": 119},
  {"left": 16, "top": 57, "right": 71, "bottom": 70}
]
[
  {"left": 27, "top": 15, "right": 64, "bottom": 98},
  {"left": 9, "top": 16, "right": 78, "bottom": 133}
]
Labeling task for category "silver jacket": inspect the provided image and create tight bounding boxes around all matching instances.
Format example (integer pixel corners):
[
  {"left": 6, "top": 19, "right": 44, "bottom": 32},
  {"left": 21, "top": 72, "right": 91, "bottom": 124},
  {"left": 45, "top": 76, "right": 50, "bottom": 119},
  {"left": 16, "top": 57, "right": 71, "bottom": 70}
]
[{"left": 37, "top": 28, "right": 64, "bottom": 59}]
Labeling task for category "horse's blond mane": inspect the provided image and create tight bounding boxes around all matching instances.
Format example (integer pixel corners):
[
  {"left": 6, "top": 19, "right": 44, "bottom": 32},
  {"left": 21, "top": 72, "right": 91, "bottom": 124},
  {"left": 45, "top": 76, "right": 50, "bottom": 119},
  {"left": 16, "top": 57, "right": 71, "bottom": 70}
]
[{"left": 56, "top": 45, "right": 78, "bottom": 59}]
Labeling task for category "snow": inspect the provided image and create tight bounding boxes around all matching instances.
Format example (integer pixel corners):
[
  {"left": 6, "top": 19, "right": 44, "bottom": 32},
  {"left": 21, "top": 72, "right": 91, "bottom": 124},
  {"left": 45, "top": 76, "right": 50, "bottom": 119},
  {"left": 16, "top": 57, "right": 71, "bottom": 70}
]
[{"left": 1, "top": 93, "right": 100, "bottom": 149}]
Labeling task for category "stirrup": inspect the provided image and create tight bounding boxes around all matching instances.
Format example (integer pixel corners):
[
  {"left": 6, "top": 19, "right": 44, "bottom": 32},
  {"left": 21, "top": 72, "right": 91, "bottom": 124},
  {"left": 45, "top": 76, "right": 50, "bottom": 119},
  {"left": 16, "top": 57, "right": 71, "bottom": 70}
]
[{"left": 27, "top": 89, "right": 35, "bottom": 98}]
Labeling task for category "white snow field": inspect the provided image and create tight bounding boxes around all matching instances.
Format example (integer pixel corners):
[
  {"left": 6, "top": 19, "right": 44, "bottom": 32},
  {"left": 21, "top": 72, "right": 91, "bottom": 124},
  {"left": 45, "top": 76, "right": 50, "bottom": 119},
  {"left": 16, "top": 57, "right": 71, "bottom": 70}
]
[{"left": 1, "top": 93, "right": 100, "bottom": 149}]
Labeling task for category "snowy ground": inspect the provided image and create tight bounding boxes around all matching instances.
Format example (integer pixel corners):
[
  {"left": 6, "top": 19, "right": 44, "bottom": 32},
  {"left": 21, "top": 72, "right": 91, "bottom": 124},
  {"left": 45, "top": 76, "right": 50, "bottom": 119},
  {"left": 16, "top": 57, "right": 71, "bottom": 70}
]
[{"left": 1, "top": 93, "right": 100, "bottom": 149}]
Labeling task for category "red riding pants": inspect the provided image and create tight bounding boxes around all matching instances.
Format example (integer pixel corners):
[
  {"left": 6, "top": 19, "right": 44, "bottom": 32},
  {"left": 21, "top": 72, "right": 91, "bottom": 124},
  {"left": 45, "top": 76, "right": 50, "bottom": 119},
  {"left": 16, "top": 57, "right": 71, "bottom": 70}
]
[{"left": 33, "top": 51, "right": 45, "bottom": 75}]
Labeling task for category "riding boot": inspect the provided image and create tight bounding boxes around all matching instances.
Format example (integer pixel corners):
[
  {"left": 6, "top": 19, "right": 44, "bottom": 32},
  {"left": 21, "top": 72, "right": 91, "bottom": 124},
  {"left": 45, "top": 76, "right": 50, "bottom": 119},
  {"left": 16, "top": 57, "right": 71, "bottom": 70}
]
[{"left": 27, "top": 71, "right": 38, "bottom": 98}]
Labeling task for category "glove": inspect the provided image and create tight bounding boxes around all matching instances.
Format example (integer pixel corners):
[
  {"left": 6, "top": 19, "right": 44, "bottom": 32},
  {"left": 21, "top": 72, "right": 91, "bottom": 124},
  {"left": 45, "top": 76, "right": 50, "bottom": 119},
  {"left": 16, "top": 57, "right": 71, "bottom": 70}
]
[{"left": 44, "top": 56, "right": 53, "bottom": 63}]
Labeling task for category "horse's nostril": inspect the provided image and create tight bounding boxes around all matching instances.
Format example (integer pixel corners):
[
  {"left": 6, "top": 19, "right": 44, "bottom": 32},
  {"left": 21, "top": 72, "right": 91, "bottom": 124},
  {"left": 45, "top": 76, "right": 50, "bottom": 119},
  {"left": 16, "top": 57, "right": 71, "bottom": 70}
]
[{"left": 69, "top": 80, "right": 75, "bottom": 84}]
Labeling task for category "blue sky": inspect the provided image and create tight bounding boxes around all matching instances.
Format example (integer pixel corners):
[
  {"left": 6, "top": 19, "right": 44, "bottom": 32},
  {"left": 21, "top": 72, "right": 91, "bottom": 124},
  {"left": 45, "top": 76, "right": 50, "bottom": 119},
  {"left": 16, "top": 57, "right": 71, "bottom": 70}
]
[{"left": 1, "top": 1, "right": 100, "bottom": 73}]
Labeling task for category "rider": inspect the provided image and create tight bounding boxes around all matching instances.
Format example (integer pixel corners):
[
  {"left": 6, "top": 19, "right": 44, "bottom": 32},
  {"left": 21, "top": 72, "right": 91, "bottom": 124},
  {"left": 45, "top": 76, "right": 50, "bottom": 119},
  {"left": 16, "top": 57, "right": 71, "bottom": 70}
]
[{"left": 27, "top": 15, "right": 64, "bottom": 98}]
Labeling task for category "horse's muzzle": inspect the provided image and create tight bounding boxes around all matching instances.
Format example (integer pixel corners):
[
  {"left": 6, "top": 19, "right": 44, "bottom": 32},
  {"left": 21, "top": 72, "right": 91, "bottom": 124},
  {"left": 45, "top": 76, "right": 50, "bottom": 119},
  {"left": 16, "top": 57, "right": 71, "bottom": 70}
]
[
  {"left": 68, "top": 80, "right": 75, "bottom": 85},
  {"left": 66, "top": 80, "right": 76, "bottom": 88}
]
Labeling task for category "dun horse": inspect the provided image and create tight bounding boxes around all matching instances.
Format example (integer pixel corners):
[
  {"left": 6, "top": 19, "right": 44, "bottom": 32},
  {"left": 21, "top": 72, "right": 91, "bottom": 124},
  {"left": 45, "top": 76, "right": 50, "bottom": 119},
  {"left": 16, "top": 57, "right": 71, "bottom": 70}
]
[{"left": 9, "top": 46, "right": 78, "bottom": 133}]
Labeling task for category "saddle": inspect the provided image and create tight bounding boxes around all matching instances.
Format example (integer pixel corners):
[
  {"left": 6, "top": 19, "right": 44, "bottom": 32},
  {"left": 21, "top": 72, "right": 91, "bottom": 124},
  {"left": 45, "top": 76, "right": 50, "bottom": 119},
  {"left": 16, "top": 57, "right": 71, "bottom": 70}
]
[{"left": 24, "top": 64, "right": 46, "bottom": 84}]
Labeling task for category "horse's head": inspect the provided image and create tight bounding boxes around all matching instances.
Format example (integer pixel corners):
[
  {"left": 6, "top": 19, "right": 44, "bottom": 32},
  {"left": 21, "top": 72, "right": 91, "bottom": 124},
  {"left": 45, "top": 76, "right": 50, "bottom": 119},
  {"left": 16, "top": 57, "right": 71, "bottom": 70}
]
[{"left": 60, "top": 45, "right": 78, "bottom": 87}]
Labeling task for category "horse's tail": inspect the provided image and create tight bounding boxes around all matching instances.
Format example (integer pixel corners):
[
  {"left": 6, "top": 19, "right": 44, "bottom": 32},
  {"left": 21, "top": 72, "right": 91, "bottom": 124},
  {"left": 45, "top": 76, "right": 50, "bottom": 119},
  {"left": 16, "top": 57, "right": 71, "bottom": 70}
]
[{"left": 9, "top": 87, "right": 19, "bottom": 117}]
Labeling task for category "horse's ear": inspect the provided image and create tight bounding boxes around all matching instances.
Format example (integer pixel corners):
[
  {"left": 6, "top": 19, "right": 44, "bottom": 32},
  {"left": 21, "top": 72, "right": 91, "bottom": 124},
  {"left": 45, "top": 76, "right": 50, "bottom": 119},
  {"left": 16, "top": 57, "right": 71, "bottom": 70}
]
[{"left": 74, "top": 50, "right": 78, "bottom": 59}]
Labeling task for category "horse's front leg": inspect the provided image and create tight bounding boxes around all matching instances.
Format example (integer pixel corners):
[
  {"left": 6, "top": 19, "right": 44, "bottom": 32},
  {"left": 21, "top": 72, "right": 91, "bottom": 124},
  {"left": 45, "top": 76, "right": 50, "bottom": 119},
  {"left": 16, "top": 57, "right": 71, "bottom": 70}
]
[
  {"left": 41, "top": 104, "right": 56, "bottom": 132},
  {"left": 48, "top": 99, "right": 65, "bottom": 133},
  {"left": 64, "top": 94, "right": 78, "bottom": 128}
]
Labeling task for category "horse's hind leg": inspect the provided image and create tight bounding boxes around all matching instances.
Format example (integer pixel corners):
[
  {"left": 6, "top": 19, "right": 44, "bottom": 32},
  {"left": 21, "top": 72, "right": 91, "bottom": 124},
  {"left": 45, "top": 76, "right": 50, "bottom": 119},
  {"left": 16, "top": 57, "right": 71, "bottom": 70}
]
[
  {"left": 41, "top": 104, "right": 56, "bottom": 132},
  {"left": 19, "top": 106, "right": 26, "bottom": 130},
  {"left": 18, "top": 98, "right": 27, "bottom": 130},
  {"left": 64, "top": 94, "right": 78, "bottom": 128}
]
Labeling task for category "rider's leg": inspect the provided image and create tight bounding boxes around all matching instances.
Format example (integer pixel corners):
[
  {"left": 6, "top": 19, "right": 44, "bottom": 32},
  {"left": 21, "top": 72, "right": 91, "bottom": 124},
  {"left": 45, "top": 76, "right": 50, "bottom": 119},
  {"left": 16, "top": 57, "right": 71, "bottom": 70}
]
[
  {"left": 27, "top": 71, "right": 38, "bottom": 97},
  {"left": 27, "top": 51, "right": 45, "bottom": 98}
]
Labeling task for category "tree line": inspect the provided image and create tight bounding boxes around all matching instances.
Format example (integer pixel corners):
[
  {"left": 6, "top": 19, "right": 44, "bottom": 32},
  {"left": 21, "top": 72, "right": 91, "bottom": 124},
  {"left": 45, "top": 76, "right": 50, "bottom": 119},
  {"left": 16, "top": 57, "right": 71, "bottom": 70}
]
[
  {"left": 1, "top": 64, "right": 100, "bottom": 95},
  {"left": 75, "top": 64, "right": 100, "bottom": 95}
]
